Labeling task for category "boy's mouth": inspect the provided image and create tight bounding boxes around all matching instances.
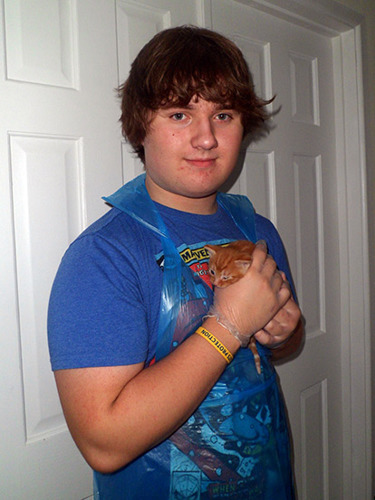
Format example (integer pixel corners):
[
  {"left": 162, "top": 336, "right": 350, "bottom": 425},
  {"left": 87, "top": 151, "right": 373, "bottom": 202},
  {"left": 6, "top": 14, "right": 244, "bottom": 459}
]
[{"left": 184, "top": 157, "right": 217, "bottom": 168}]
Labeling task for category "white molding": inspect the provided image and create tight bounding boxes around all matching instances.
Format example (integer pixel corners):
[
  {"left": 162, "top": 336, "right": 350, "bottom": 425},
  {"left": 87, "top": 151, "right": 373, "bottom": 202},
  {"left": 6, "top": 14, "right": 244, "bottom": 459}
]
[
  {"left": 237, "top": 0, "right": 363, "bottom": 35},
  {"left": 195, "top": 0, "right": 211, "bottom": 27},
  {"left": 333, "top": 25, "right": 371, "bottom": 499}
]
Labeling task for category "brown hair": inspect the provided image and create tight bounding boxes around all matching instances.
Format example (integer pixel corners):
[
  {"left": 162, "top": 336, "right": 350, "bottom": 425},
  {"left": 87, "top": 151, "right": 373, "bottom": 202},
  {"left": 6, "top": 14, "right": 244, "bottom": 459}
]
[{"left": 118, "top": 25, "right": 273, "bottom": 162}]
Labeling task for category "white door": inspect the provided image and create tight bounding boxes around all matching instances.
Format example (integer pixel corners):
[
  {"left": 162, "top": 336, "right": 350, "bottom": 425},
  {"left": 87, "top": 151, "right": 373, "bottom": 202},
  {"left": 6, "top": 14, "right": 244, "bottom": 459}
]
[
  {"left": 212, "top": 1, "right": 368, "bottom": 499},
  {"left": 0, "top": 1, "right": 203, "bottom": 499},
  {"left": 0, "top": 1, "right": 369, "bottom": 499}
]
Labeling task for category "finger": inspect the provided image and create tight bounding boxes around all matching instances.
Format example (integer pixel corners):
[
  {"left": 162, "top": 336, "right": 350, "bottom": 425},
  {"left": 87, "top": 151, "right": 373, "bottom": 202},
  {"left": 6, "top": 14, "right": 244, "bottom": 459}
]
[
  {"left": 279, "top": 270, "right": 287, "bottom": 281},
  {"left": 250, "top": 240, "right": 268, "bottom": 269},
  {"left": 251, "top": 253, "right": 277, "bottom": 277},
  {"left": 277, "top": 296, "right": 300, "bottom": 319},
  {"left": 264, "top": 298, "right": 300, "bottom": 333},
  {"left": 253, "top": 329, "right": 269, "bottom": 345},
  {"left": 280, "top": 279, "right": 291, "bottom": 292},
  {"left": 255, "top": 239, "right": 267, "bottom": 251},
  {"left": 271, "top": 270, "right": 284, "bottom": 290},
  {"left": 278, "top": 284, "right": 291, "bottom": 306},
  {"left": 255, "top": 322, "right": 290, "bottom": 347},
  {"left": 254, "top": 328, "right": 283, "bottom": 347}
]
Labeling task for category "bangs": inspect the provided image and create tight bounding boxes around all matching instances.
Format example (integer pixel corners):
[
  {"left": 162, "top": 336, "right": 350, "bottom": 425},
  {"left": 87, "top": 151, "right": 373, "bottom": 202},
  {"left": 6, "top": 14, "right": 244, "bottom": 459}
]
[
  {"left": 159, "top": 73, "right": 250, "bottom": 110},
  {"left": 141, "top": 30, "right": 252, "bottom": 110}
]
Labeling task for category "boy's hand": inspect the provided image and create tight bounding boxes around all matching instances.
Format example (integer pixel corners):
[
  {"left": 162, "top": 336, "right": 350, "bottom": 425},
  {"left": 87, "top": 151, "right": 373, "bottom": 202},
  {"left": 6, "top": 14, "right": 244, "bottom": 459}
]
[
  {"left": 254, "top": 289, "right": 301, "bottom": 348},
  {"left": 212, "top": 241, "right": 291, "bottom": 342}
]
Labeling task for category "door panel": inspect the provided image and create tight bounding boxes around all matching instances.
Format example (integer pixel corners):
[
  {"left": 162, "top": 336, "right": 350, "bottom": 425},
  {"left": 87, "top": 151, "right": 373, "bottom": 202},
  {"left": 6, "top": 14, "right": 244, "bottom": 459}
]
[
  {"left": 212, "top": 1, "right": 342, "bottom": 498},
  {"left": 0, "top": 1, "right": 203, "bottom": 498},
  {"left": 1, "top": 0, "right": 121, "bottom": 497}
]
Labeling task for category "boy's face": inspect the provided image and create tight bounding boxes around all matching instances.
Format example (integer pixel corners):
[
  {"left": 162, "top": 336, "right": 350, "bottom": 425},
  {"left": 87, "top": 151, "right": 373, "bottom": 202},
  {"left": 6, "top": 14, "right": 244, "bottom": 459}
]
[{"left": 143, "top": 97, "right": 243, "bottom": 214}]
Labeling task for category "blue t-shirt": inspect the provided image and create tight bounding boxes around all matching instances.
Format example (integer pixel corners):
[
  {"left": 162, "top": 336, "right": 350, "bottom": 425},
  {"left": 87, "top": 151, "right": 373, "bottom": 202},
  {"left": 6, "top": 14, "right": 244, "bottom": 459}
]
[
  {"left": 48, "top": 203, "right": 293, "bottom": 371},
  {"left": 48, "top": 195, "right": 295, "bottom": 500}
]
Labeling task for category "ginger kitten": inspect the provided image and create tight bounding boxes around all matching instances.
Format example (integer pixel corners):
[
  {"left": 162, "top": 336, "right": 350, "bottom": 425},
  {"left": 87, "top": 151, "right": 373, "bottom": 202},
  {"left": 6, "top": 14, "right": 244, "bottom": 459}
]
[{"left": 205, "top": 240, "right": 261, "bottom": 374}]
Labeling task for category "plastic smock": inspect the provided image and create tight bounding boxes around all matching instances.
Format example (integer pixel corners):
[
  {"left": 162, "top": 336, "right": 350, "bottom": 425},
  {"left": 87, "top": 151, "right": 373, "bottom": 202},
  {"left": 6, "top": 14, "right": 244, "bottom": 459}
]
[{"left": 94, "top": 174, "right": 294, "bottom": 500}]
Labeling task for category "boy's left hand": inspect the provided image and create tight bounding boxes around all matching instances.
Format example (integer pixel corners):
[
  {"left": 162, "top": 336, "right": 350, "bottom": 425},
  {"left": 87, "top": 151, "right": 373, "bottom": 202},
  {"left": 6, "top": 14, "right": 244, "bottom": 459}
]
[{"left": 254, "top": 275, "right": 301, "bottom": 348}]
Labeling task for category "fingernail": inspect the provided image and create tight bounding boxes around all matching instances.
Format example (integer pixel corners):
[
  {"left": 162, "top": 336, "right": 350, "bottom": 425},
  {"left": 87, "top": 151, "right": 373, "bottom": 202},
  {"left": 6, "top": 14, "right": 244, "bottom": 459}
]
[{"left": 256, "top": 239, "right": 267, "bottom": 248}]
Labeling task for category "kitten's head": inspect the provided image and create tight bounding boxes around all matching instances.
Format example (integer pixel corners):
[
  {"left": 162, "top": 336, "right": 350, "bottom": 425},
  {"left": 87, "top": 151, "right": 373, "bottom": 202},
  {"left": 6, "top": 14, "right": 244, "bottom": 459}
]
[{"left": 204, "top": 242, "right": 253, "bottom": 288}]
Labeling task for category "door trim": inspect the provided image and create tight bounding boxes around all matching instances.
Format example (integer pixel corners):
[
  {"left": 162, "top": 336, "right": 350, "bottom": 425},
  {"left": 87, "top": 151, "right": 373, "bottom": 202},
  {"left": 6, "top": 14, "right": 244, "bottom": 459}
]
[
  {"left": 332, "top": 25, "right": 371, "bottom": 500},
  {"left": 207, "top": 1, "right": 371, "bottom": 498}
]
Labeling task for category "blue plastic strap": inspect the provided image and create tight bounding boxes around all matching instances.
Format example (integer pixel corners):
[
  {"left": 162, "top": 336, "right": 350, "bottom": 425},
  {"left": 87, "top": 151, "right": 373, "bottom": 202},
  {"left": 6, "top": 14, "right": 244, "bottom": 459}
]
[
  {"left": 217, "top": 191, "right": 256, "bottom": 243},
  {"left": 103, "top": 174, "right": 256, "bottom": 243},
  {"left": 103, "top": 174, "right": 257, "bottom": 362},
  {"left": 103, "top": 173, "right": 167, "bottom": 239}
]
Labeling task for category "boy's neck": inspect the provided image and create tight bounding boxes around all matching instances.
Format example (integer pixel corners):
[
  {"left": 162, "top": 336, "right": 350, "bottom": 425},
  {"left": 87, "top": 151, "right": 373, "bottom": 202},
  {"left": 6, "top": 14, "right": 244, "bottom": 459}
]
[{"left": 145, "top": 176, "right": 218, "bottom": 215}]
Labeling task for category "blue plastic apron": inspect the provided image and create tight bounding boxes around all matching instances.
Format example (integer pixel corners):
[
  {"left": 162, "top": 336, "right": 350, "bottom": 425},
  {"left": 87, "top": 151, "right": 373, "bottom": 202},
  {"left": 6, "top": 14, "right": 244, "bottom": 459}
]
[{"left": 95, "top": 174, "right": 294, "bottom": 499}]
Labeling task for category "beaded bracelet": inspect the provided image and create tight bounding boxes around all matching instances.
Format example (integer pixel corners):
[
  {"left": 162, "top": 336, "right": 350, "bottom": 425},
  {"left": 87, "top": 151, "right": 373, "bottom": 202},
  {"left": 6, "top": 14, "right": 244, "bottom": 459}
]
[{"left": 195, "top": 326, "right": 233, "bottom": 364}]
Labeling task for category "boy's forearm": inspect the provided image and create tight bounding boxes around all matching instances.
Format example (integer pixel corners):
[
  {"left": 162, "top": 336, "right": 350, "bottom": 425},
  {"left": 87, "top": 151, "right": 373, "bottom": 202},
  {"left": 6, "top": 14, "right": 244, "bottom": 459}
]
[{"left": 55, "top": 317, "right": 240, "bottom": 474}]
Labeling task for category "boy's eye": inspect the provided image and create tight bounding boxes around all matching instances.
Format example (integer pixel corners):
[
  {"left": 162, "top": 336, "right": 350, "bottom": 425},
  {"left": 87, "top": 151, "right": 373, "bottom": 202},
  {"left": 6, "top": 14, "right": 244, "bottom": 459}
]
[
  {"left": 171, "top": 112, "right": 186, "bottom": 121},
  {"left": 216, "top": 113, "right": 232, "bottom": 122},
  {"left": 216, "top": 113, "right": 232, "bottom": 121}
]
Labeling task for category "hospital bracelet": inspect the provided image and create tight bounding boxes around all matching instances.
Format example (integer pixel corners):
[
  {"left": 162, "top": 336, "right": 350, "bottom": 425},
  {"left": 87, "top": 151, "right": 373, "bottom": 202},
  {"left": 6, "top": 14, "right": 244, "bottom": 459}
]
[{"left": 195, "top": 326, "right": 234, "bottom": 364}]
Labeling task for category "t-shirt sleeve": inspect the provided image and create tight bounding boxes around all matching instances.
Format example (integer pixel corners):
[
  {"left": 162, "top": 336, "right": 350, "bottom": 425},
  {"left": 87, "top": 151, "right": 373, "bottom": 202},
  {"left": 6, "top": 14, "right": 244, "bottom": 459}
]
[{"left": 48, "top": 233, "right": 150, "bottom": 370}]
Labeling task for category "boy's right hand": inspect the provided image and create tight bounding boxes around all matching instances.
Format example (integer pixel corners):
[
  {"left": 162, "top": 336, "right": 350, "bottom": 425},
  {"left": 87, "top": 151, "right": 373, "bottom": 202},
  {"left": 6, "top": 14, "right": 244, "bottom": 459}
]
[{"left": 211, "top": 240, "right": 291, "bottom": 341}]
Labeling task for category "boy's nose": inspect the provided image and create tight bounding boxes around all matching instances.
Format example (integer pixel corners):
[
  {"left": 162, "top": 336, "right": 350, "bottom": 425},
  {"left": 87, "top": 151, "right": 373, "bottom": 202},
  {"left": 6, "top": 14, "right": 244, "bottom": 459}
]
[{"left": 191, "top": 119, "right": 218, "bottom": 150}]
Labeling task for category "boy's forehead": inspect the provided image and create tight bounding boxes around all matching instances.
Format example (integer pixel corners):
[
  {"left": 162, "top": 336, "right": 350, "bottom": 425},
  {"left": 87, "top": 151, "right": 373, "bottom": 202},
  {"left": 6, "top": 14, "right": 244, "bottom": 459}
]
[{"left": 160, "top": 97, "right": 235, "bottom": 110}]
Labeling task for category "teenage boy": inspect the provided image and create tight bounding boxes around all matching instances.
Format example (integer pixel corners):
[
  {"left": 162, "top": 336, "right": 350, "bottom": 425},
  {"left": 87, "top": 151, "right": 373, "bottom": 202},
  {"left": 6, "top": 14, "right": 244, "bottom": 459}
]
[{"left": 48, "top": 26, "right": 302, "bottom": 499}]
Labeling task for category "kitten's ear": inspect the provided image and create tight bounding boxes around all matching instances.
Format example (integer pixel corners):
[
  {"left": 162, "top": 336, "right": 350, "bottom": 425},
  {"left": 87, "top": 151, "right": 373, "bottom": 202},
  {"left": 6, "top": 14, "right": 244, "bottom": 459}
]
[
  {"left": 235, "top": 260, "right": 252, "bottom": 272},
  {"left": 204, "top": 245, "right": 217, "bottom": 258}
]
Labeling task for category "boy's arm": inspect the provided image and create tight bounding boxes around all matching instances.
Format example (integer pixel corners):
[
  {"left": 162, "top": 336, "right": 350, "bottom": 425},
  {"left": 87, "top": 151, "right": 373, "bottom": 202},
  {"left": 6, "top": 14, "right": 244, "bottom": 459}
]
[
  {"left": 54, "top": 317, "right": 240, "bottom": 474},
  {"left": 54, "top": 242, "right": 297, "bottom": 474}
]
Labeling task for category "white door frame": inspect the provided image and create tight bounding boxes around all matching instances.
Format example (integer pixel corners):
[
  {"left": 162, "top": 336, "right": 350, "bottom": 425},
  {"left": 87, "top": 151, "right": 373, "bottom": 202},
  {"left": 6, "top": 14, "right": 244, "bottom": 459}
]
[{"left": 228, "top": 0, "right": 370, "bottom": 497}]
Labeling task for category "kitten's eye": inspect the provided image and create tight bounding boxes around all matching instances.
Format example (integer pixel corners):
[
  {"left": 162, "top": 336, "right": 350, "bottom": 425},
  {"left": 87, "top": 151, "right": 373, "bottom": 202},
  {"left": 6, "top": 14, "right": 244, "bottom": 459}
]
[{"left": 209, "top": 269, "right": 215, "bottom": 276}]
